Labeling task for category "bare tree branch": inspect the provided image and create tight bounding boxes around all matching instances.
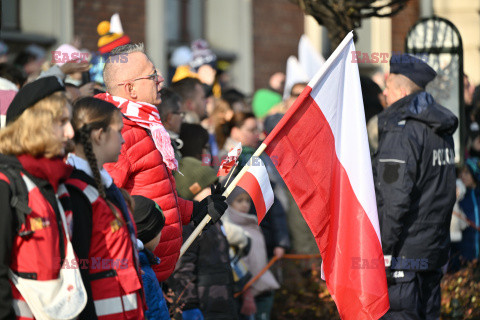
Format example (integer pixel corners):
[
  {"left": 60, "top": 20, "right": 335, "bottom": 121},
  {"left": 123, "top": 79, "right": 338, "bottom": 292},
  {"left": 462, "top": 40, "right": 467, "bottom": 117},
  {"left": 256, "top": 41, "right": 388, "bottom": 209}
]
[{"left": 290, "top": 0, "right": 409, "bottom": 47}]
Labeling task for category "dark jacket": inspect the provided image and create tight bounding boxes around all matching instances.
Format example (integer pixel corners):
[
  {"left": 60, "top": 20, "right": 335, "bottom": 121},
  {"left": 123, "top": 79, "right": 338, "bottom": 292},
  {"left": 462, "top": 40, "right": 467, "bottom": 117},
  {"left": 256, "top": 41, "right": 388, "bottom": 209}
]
[
  {"left": 373, "top": 91, "right": 458, "bottom": 270},
  {"left": 167, "top": 222, "right": 237, "bottom": 320},
  {"left": 258, "top": 195, "right": 290, "bottom": 258}
]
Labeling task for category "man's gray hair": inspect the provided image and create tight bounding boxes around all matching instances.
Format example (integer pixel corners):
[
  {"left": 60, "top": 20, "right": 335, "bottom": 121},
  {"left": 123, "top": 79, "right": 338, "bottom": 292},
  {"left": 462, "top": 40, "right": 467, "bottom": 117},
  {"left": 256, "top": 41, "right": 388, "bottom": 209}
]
[
  {"left": 110, "top": 43, "right": 145, "bottom": 56},
  {"left": 103, "top": 43, "right": 145, "bottom": 92}
]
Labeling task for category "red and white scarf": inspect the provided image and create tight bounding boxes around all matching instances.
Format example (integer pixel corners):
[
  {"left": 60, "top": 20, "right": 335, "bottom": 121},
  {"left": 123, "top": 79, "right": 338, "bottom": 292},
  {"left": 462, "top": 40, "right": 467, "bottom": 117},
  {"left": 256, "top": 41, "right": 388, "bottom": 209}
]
[{"left": 96, "top": 93, "right": 178, "bottom": 171}]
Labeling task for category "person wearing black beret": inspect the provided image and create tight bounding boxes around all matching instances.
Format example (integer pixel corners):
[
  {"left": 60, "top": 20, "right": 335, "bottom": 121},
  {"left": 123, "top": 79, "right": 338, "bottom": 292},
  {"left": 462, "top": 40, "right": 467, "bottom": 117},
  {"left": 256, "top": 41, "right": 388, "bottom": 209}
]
[
  {"left": 0, "top": 76, "right": 78, "bottom": 318},
  {"left": 374, "top": 54, "right": 458, "bottom": 319},
  {"left": 6, "top": 75, "right": 65, "bottom": 125}
]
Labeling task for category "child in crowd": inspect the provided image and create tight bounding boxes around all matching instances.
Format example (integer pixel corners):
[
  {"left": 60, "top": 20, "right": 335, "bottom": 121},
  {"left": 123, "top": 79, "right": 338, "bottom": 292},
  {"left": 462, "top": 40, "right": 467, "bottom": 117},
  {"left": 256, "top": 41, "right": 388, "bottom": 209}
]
[
  {"left": 457, "top": 158, "right": 480, "bottom": 263},
  {"left": 224, "top": 187, "right": 280, "bottom": 320},
  {"left": 170, "top": 155, "right": 235, "bottom": 320},
  {"left": 0, "top": 77, "right": 77, "bottom": 319},
  {"left": 66, "top": 97, "right": 145, "bottom": 319},
  {"left": 132, "top": 195, "right": 170, "bottom": 320}
]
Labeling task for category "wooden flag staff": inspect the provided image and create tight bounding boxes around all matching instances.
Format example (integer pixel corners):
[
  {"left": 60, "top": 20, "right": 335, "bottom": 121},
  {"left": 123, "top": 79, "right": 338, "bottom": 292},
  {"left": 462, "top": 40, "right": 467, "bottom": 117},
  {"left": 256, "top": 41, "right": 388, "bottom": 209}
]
[
  {"left": 179, "top": 143, "right": 268, "bottom": 257},
  {"left": 223, "top": 161, "right": 239, "bottom": 189}
]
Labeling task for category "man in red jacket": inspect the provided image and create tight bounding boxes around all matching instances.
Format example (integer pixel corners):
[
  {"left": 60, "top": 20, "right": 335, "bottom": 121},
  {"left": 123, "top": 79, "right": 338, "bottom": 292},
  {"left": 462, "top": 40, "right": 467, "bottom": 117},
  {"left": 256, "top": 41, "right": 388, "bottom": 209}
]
[{"left": 97, "top": 43, "right": 227, "bottom": 282}]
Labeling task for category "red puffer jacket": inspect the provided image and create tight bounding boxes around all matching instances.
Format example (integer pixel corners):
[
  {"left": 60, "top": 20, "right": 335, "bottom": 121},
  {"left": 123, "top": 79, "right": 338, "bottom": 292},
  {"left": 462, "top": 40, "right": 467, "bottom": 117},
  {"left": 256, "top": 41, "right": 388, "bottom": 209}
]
[{"left": 104, "top": 115, "right": 193, "bottom": 282}]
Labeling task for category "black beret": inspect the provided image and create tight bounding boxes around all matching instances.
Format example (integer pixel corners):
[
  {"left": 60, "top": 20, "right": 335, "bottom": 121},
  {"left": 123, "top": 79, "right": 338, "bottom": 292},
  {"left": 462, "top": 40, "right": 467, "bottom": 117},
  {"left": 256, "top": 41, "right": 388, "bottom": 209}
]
[
  {"left": 6, "top": 76, "right": 65, "bottom": 125},
  {"left": 132, "top": 195, "right": 165, "bottom": 245},
  {"left": 390, "top": 54, "right": 437, "bottom": 89}
]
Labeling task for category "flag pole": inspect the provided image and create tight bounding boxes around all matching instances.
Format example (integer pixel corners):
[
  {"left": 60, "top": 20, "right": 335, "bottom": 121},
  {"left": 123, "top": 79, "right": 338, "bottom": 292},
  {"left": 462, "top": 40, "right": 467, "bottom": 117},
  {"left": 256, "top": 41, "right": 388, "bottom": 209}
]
[
  {"left": 223, "top": 162, "right": 238, "bottom": 189},
  {"left": 180, "top": 143, "right": 268, "bottom": 257}
]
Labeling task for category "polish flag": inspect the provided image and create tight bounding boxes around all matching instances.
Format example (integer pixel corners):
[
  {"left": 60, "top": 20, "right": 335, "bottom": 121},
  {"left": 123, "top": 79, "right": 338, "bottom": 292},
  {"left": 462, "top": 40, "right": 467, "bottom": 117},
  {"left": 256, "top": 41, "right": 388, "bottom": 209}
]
[
  {"left": 236, "top": 158, "right": 274, "bottom": 223},
  {"left": 218, "top": 142, "right": 242, "bottom": 177},
  {"left": 262, "top": 32, "right": 389, "bottom": 319}
]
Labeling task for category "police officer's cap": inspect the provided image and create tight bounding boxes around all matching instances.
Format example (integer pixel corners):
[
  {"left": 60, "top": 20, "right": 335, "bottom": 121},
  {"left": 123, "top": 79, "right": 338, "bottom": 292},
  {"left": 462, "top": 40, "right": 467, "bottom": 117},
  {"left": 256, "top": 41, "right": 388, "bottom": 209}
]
[
  {"left": 6, "top": 76, "right": 65, "bottom": 125},
  {"left": 390, "top": 54, "right": 437, "bottom": 89}
]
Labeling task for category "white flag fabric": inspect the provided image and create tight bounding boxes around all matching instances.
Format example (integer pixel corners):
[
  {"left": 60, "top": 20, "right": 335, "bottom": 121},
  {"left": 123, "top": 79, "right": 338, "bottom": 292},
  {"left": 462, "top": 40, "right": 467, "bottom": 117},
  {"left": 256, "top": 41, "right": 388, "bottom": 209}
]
[
  {"left": 283, "top": 55, "right": 309, "bottom": 100},
  {"left": 298, "top": 34, "right": 325, "bottom": 79},
  {"left": 236, "top": 158, "right": 274, "bottom": 223}
]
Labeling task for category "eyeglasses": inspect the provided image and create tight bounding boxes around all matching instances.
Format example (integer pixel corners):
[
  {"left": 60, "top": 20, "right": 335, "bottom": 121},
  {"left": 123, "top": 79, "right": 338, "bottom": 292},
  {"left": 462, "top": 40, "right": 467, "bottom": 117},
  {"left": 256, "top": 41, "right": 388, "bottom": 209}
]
[
  {"left": 172, "top": 111, "right": 186, "bottom": 118},
  {"left": 117, "top": 70, "right": 161, "bottom": 86}
]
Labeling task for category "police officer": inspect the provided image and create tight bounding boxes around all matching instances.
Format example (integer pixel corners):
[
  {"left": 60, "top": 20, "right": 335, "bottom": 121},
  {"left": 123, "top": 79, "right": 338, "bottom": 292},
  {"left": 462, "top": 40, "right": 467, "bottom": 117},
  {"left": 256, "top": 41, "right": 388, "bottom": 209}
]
[{"left": 373, "top": 54, "right": 458, "bottom": 319}]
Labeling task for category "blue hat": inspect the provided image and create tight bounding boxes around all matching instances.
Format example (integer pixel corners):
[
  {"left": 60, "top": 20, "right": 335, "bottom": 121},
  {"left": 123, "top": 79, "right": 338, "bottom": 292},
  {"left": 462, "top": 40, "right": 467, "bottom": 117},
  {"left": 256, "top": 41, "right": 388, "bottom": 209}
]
[
  {"left": 390, "top": 54, "right": 437, "bottom": 89},
  {"left": 465, "top": 157, "right": 480, "bottom": 182}
]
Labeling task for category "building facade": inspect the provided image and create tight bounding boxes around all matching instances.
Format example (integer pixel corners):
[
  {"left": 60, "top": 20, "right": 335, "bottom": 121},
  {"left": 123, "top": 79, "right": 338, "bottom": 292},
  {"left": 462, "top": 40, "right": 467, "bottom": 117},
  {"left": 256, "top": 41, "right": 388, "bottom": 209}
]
[{"left": 1, "top": 0, "right": 479, "bottom": 92}]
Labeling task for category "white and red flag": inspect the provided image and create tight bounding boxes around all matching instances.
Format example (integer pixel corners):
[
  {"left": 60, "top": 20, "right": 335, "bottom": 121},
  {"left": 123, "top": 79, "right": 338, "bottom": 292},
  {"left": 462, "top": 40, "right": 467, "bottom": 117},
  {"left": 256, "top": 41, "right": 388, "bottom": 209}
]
[
  {"left": 236, "top": 158, "right": 274, "bottom": 223},
  {"left": 217, "top": 142, "right": 242, "bottom": 177},
  {"left": 263, "top": 32, "right": 389, "bottom": 319}
]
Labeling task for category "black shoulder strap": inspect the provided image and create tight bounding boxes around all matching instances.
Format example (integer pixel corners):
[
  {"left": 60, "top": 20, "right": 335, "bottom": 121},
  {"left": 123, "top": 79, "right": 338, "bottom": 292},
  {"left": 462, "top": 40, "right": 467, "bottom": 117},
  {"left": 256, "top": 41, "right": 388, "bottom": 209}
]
[
  {"left": 65, "top": 171, "right": 95, "bottom": 231},
  {"left": 0, "top": 164, "right": 32, "bottom": 234}
]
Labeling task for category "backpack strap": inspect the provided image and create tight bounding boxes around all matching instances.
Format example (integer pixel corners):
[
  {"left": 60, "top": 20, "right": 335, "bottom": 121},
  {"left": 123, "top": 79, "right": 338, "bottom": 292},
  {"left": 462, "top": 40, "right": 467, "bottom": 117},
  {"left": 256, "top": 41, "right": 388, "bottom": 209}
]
[{"left": 0, "top": 164, "right": 32, "bottom": 236}]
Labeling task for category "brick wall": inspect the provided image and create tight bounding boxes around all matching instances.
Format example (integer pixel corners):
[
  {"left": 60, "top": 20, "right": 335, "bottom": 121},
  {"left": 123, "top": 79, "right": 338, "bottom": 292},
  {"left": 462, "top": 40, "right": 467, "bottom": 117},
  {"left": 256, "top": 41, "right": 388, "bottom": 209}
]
[
  {"left": 391, "top": 0, "right": 420, "bottom": 53},
  {"left": 252, "top": 0, "right": 304, "bottom": 91},
  {"left": 73, "top": 0, "right": 145, "bottom": 52}
]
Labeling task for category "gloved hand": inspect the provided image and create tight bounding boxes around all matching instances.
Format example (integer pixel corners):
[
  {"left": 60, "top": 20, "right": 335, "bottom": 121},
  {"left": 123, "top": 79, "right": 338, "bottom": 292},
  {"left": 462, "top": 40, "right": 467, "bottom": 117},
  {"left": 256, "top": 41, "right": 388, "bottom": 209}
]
[
  {"left": 182, "top": 308, "right": 204, "bottom": 320},
  {"left": 191, "top": 184, "right": 228, "bottom": 226},
  {"left": 211, "top": 181, "right": 226, "bottom": 196}
]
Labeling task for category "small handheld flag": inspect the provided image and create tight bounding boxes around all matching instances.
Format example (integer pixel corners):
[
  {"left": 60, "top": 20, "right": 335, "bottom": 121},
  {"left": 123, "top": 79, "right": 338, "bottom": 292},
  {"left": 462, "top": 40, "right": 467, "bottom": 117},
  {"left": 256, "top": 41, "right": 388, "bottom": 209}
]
[
  {"left": 236, "top": 158, "right": 274, "bottom": 223},
  {"left": 217, "top": 142, "right": 242, "bottom": 177}
]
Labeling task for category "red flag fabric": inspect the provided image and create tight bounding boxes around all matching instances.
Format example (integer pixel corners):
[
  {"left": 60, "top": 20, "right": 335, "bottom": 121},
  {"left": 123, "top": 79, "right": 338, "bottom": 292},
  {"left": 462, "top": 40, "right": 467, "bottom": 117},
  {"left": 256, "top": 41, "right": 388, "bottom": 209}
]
[
  {"left": 263, "top": 32, "right": 389, "bottom": 319},
  {"left": 217, "top": 142, "right": 242, "bottom": 177},
  {"left": 236, "top": 158, "right": 274, "bottom": 223}
]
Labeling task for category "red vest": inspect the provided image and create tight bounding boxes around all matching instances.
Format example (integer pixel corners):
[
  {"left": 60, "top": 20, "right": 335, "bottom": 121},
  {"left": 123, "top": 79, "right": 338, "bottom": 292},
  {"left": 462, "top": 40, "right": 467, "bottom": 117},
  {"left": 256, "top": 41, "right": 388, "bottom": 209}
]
[
  {"left": 0, "top": 172, "right": 72, "bottom": 320},
  {"left": 66, "top": 178, "right": 145, "bottom": 320}
]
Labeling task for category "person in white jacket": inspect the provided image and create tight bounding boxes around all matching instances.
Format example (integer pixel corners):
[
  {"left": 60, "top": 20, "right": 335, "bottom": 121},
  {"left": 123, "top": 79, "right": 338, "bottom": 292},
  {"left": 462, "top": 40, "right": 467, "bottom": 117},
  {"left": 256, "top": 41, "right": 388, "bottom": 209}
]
[{"left": 224, "top": 187, "right": 280, "bottom": 320}]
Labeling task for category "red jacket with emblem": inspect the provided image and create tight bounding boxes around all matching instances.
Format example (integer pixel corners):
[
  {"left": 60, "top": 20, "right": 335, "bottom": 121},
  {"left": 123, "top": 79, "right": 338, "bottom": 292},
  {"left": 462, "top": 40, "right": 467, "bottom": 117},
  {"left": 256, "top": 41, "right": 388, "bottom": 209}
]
[
  {"left": 101, "top": 103, "right": 194, "bottom": 282},
  {"left": 0, "top": 154, "right": 73, "bottom": 320},
  {"left": 66, "top": 169, "right": 145, "bottom": 320}
]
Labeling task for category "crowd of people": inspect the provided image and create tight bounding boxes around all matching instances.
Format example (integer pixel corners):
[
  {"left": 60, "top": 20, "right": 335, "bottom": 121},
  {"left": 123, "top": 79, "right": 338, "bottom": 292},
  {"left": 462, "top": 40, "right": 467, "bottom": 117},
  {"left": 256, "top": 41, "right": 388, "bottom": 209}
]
[
  {"left": 0, "top": 14, "right": 479, "bottom": 320},
  {"left": 0, "top": 31, "right": 302, "bottom": 319}
]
